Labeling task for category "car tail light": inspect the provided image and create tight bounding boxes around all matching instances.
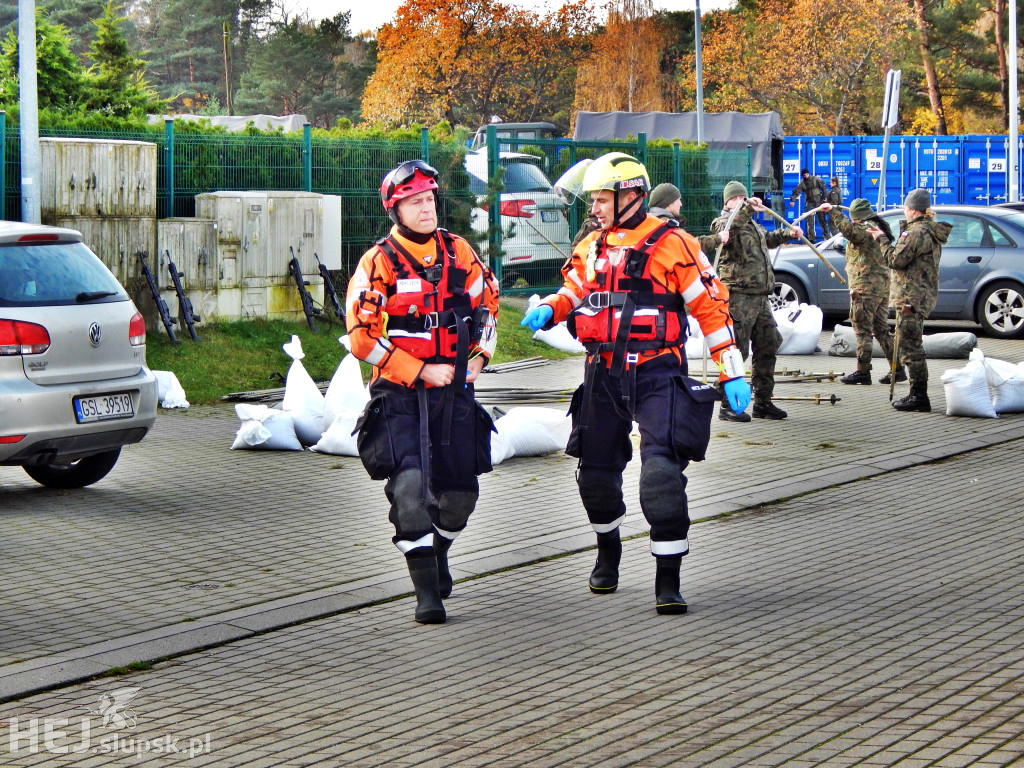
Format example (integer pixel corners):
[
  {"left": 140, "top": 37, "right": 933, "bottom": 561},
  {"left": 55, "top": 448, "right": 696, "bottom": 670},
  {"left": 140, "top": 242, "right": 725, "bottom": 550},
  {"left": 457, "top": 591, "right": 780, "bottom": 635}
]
[
  {"left": 17, "top": 233, "right": 60, "bottom": 243},
  {"left": 129, "top": 311, "right": 147, "bottom": 346},
  {"left": 499, "top": 199, "right": 536, "bottom": 218},
  {"left": 0, "top": 434, "right": 25, "bottom": 444},
  {"left": 0, "top": 319, "right": 51, "bottom": 355}
]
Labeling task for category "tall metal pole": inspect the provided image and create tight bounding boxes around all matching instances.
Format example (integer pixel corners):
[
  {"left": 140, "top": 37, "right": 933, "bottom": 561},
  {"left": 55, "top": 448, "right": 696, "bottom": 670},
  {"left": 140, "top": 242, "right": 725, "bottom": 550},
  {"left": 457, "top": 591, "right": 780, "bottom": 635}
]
[
  {"left": 18, "top": 0, "right": 41, "bottom": 224},
  {"left": 1009, "top": 0, "right": 1019, "bottom": 203},
  {"left": 694, "top": 0, "right": 705, "bottom": 145}
]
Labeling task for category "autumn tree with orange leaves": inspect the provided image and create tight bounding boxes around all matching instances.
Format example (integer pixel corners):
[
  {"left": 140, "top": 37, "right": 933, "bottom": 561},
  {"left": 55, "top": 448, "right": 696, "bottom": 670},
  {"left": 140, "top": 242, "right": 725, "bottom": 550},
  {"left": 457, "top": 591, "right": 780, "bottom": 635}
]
[
  {"left": 361, "top": 0, "right": 595, "bottom": 130},
  {"left": 573, "top": 0, "right": 666, "bottom": 118},
  {"left": 694, "top": 0, "right": 913, "bottom": 135}
]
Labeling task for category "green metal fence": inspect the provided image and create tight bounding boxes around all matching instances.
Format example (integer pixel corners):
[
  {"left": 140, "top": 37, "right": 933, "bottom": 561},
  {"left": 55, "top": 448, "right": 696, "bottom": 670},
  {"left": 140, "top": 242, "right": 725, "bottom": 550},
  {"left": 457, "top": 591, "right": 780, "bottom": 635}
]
[{"left": 1, "top": 120, "right": 753, "bottom": 294}]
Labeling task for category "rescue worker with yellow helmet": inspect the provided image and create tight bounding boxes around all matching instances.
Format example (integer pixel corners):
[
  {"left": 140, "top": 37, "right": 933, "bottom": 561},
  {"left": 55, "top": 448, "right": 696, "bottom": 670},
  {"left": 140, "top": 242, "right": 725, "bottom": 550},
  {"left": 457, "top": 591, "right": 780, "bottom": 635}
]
[
  {"left": 347, "top": 159, "right": 499, "bottom": 624},
  {"left": 524, "top": 152, "right": 751, "bottom": 614}
]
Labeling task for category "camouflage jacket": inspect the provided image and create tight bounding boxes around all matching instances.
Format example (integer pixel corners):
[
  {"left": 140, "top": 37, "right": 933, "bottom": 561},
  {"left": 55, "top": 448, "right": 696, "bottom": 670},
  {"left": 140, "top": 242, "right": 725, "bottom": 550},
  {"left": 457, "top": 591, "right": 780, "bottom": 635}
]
[
  {"left": 710, "top": 203, "right": 791, "bottom": 295},
  {"left": 790, "top": 175, "right": 827, "bottom": 206},
  {"left": 651, "top": 208, "right": 723, "bottom": 254},
  {"left": 883, "top": 216, "right": 952, "bottom": 317},
  {"left": 829, "top": 208, "right": 890, "bottom": 296},
  {"left": 826, "top": 187, "right": 843, "bottom": 207}
]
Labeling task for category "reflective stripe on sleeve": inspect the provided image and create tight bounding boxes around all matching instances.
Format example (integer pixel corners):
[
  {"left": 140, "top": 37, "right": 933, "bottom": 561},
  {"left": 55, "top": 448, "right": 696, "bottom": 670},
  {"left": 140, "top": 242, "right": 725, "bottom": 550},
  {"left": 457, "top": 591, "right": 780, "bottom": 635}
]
[
  {"left": 365, "top": 339, "right": 390, "bottom": 366},
  {"left": 557, "top": 286, "right": 584, "bottom": 307},
  {"left": 704, "top": 326, "right": 736, "bottom": 350}
]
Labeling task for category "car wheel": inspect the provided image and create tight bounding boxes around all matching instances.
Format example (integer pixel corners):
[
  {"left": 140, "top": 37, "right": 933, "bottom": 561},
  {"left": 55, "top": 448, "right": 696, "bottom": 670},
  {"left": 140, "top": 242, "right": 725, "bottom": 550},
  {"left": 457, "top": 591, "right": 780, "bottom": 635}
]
[
  {"left": 23, "top": 448, "right": 122, "bottom": 489},
  {"left": 770, "top": 275, "right": 809, "bottom": 311},
  {"left": 976, "top": 280, "right": 1024, "bottom": 339}
]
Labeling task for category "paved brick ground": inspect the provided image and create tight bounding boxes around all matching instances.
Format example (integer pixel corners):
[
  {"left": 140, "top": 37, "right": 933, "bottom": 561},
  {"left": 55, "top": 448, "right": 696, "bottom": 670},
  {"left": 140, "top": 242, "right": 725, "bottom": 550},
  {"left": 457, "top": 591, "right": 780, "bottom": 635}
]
[
  {"left": 1, "top": 323, "right": 1023, "bottom": 705},
  {"left": 0, "top": 438, "right": 1020, "bottom": 766}
]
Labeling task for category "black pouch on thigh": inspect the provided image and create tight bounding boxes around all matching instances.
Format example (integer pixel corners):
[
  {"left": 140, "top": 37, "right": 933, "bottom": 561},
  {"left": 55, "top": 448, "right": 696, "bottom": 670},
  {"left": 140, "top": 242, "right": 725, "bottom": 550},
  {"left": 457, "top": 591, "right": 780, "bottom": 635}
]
[
  {"left": 671, "top": 376, "right": 719, "bottom": 462},
  {"left": 564, "top": 383, "right": 586, "bottom": 459},
  {"left": 473, "top": 401, "right": 496, "bottom": 475},
  {"left": 353, "top": 395, "right": 398, "bottom": 480}
]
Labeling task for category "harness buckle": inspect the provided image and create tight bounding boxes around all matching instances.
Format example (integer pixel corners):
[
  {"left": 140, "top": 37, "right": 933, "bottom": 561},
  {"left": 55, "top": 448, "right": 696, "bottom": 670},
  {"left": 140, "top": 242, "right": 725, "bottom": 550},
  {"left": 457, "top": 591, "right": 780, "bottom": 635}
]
[
  {"left": 423, "top": 312, "right": 440, "bottom": 330},
  {"left": 626, "top": 352, "right": 639, "bottom": 365},
  {"left": 585, "top": 292, "right": 612, "bottom": 309}
]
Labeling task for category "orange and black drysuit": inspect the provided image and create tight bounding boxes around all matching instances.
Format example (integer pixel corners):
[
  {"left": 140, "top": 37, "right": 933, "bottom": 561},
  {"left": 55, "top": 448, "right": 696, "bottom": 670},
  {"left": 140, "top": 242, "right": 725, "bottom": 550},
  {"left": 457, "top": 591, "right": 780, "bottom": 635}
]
[
  {"left": 536, "top": 214, "right": 739, "bottom": 557},
  {"left": 346, "top": 225, "right": 499, "bottom": 559}
]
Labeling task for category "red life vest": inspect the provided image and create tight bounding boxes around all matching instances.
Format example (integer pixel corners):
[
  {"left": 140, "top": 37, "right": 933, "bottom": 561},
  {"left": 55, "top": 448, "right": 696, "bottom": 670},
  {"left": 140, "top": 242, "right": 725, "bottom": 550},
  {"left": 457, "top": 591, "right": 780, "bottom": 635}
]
[
  {"left": 377, "top": 230, "right": 480, "bottom": 364},
  {"left": 569, "top": 223, "right": 689, "bottom": 361}
]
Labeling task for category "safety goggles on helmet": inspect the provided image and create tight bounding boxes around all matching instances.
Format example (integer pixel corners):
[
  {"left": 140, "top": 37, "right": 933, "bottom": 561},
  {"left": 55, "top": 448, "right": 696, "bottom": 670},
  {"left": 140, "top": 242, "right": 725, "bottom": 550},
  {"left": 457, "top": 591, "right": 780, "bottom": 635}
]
[
  {"left": 553, "top": 159, "right": 594, "bottom": 204},
  {"left": 380, "top": 160, "right": 440, "bottom": 213},
  {"left": 581, "top": 152, "right": 650, "bottom": 196}
]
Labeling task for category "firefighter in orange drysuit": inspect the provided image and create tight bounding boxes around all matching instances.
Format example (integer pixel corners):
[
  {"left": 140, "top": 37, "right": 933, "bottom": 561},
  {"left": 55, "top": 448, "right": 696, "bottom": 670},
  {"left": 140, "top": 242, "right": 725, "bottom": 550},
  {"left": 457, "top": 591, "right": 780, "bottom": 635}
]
[
  {"left": 347, "top": 160, "right": 499, "bottom": 624},
  {"left": 522, "top": 153, "right": 750, "bottom": 614}
]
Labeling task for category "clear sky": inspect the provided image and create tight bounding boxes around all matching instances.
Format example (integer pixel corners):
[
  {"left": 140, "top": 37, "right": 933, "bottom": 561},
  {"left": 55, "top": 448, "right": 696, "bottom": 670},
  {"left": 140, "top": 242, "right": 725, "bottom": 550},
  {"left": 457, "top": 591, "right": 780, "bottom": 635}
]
[{"left": 295, "top": 0, "right": 734, "bottom": 37}]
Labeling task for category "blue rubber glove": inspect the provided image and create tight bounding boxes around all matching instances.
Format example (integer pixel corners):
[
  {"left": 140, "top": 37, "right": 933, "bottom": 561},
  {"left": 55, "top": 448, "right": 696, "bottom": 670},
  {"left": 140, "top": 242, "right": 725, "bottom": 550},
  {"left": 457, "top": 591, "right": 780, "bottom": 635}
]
[
  {"left": 521, "top": 304, "right": 554, "bottom": 332},
  {"left": 722, "top": 377, "right": 751, "bottom": 413}
]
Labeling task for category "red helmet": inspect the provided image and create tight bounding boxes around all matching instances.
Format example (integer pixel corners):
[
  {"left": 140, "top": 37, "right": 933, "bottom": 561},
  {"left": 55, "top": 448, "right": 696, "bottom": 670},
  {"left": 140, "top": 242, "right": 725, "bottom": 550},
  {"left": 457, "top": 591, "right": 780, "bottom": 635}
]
[{"left": 380, "top": 160, "right": 439, "bottom": 222}]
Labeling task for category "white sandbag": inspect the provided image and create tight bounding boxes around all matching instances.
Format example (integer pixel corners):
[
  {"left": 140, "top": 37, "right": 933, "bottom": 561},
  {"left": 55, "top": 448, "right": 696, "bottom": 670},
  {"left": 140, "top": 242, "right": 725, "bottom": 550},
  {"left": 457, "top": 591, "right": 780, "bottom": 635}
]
[
  {"left": 941, "top": 353, "right": 997, "bottom": 418},
  {"left": 525, "top": 293, "right": 586, "bottom": 354},
  {"left": 774, "top": 303, "right": 823, "bottom": 354},
  {"left": 231, "top": 404, "right": 303, "bottom": 450},
  {"left": 684, "top": 315, "right": 705, "bottom": 359},
  {"left": 310, "top": 411, "right": 361, "bottom": 456},
  {"left": 280, "top": 335, "right": 325, "bottom": 446},
  {"left": 828, "top": 325, "right": 977, "bottom": 359},
  {"left": 490, "top": 431, "right": 514, "bottom": 465},
  {"left": 492, "top": 406, "right": 572, "bottom": 460},
  {"left": 323, "top": 337, "right": 369, "bottom": 432},
  {"left": 533, "top": 323, "right": 586, "bottom": 353},
  {"left": 151, "top": 370, "right": 189, "bottom": 409},
  {"left": 981, "top": 354, "right": 1024, "bottom": 413}
]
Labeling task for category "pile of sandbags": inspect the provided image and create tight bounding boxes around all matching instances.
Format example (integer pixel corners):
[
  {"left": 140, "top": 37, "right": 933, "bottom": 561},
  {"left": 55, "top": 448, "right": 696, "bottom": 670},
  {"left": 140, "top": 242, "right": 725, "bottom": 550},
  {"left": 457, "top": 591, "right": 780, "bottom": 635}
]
[
  {"left": 829, "top": 325, "right": 977, "bottom": 359},
  {"left": 490, "top": 406, "right": 572, "bottom": 465},
  {"left": 231, "top": 335, "right": 369, "bottom": 452},
  {"left": 942, "top": 349, "right": 1024, "bottom": 418},
  {"left": 686, "top": 302, "right": 823, "bottom": 357}
]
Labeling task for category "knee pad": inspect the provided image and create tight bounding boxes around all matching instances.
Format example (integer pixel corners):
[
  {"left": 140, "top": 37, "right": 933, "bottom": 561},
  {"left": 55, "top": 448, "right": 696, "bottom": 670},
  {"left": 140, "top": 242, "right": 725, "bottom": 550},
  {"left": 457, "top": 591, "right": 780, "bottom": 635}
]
[
  {"left": 386, "top": 469, "right": 433, "bottom": 536},
  {"left": 577, "top": 468, "right": 625, "bottom": 523},
  {"left": 437, "top": 490, "right": 477, "bottom": 536},
  {"left": 639, "top": 455, "right": 687, "bottom": 523}
]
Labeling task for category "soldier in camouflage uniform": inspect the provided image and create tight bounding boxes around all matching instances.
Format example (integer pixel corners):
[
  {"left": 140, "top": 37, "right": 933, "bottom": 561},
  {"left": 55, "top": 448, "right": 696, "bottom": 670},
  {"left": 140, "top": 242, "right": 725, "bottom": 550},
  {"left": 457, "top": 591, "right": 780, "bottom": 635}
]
[
  {"left": 871, "top": 188, "right": 952, "bottom": 412},
  {"left": 711, "top": 181, "right": 802, "bottom": 421},
  {"left": 821, "top": 198, "right": 899, "bottom": 385},
  {"left": 648, "top": 182, "right": 730, "bottom": 253},
  {"left": 789, "top": 168, "right": 828, "bottom": 243},
  {"left": 825, "top": 178, "right": 843, "bottom": 237}
]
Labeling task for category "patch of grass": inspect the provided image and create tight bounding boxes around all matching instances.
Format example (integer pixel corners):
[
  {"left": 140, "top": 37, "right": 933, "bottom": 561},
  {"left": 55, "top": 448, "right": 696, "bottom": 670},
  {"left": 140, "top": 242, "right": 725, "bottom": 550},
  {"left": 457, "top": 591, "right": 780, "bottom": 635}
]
[
  {"left": 815, "top": 442, "right": 837, "bottom": 449},
  {"left": 101, "top": 661, "right": 154, "bottom": 677},
  {"left": 144, "top": 302, "right": 578, "bottom": 405}
]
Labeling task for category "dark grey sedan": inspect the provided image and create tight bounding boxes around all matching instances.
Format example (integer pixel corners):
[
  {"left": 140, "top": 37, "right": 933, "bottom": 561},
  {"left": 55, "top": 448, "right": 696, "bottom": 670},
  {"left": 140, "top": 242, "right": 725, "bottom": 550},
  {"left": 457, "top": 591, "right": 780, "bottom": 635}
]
[{"left": 770, "top": 204, "right": 1024, "bottom": 338}]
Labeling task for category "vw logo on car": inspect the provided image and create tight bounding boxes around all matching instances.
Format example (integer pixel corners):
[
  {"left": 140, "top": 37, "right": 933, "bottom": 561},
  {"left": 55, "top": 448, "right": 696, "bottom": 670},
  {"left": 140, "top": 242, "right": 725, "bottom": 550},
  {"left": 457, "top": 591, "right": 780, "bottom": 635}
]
[{"left": 89, "top": 322, "right": 103, "bottom": 346}]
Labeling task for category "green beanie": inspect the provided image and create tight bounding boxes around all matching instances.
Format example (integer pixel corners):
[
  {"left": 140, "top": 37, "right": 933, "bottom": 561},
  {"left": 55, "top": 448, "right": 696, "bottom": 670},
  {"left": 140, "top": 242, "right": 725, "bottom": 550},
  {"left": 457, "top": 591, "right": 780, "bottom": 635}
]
[
  {"left": 722, "top": 181, "right": 748, "bottom": 204},
  {"left": 649, "top": 182, "right": 681, "bottom": 210},
  {"left": 849, "top": 198, "right": 873, "bottom": 220},
  {"left": 904, "top": 188, "right": 931, "bottom": 212}
]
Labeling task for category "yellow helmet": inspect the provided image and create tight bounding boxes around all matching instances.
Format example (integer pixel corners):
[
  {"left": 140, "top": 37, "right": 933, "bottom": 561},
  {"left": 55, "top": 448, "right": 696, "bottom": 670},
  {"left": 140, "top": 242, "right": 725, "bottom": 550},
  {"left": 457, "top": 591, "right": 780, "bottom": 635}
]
[{"left": 581, "top": 152, "right": 650, "bottom": 196}]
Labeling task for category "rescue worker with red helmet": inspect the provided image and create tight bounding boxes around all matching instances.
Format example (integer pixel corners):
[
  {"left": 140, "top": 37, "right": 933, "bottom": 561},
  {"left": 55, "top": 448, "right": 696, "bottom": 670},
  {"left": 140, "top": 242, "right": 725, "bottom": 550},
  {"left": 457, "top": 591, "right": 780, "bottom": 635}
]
[
  {"left": 347, "top": 159, "right": 499, "bottom": 624},
  {"left": 524, "top": 152, "right": 751, "bottom": 614}
]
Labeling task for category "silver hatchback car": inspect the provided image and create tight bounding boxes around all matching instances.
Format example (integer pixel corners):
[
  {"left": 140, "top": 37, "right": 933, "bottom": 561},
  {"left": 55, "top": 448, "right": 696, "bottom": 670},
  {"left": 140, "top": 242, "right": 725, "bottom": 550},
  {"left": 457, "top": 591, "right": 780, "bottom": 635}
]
[
  {"left": 0, "top": 221, "right": 157, "bottom": 488},
  {"left": 771, "top": 205, "right": 1024, "bottom": 339}
]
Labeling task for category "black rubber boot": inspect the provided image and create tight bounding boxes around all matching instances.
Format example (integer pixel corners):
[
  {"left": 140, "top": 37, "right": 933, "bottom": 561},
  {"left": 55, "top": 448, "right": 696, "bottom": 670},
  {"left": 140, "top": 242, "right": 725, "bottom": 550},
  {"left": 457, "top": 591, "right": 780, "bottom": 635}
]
[
  {"left": 879, "top": 367, "right": 907, "bottom": 384},
  {"left": 434, "top": 533, "right": 454, "bottom": 599},
  {"left": 752, "top": 401, "right": 788, "bottom": 420},
  {"left": 407, "top": 556, "right": 446, "bottom": 624},
  {"left": 654, "top": 556, "right": 687, "bottom": 615},
  {"left": 719, "top": 400, "right": 752, "bottom": 422},
  {"left": 589, "top": 530, "right": 621, "bottom": 594},
  {"left": 840, "top": 369, "right": 872, "bottom": 385},
  {"left": 892, "top": 390, "right": 931, "bottom": 412}
]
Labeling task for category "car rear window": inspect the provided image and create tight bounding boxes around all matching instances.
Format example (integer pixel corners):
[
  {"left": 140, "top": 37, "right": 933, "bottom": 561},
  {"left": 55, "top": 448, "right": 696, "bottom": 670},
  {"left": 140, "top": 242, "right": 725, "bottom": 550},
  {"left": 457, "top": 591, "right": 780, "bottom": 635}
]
[
  {"left": 468, "top": 161, "right": 553, "bottom": 196},
  {"left": 0, "top": 242, "right": 127, "bottom": 308}
]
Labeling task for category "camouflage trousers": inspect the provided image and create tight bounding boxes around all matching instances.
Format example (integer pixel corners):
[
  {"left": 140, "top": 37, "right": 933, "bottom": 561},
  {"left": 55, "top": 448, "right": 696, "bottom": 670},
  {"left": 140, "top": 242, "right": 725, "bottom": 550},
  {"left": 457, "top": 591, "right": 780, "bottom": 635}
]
[
  {"left": 728, "top": 292, "right": 781, "bottom": 404},
  {"left": 850, "top": 293, "right": 895, "bottom": 368},
  {"left": 896, "top": 311, "right": 928, "bottom": 390}
]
